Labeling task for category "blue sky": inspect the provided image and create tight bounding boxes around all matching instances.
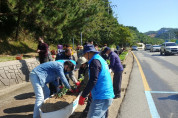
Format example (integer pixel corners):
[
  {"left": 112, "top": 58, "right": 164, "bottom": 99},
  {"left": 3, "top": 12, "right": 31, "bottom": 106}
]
[{"left": 110, "top": 0, "right": 178, "bottom": 33}]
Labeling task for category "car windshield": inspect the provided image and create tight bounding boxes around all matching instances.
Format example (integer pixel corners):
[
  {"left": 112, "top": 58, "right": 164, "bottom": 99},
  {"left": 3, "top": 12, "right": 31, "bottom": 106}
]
[
  {"left": 132, "top": 46, "right": 137, "bottom": 48},
  {"left": 166, "top": 43, "right": 176, "bottom": 46},
  {"left": 153, "top": 45, "right": 160, "bottom": 47}
]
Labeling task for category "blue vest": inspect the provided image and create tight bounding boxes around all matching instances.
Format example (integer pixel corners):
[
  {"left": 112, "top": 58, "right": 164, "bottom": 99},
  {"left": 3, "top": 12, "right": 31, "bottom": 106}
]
[{"left": 88, "top": 54, "right": 115, "bottom": 100}]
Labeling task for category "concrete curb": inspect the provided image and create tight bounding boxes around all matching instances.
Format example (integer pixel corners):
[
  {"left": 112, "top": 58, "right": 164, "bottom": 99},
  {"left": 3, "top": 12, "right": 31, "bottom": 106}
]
[{"left": 108, "top": 51, "right": 134, "bottom": 118}]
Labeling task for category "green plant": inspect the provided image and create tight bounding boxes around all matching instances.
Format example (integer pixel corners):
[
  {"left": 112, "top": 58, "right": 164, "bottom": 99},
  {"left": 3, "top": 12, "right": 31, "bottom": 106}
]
[
  {"left": 55, "top": 87, "right": 69, "bottom": 98},
  {"left": 106, "top": 59, "right": 110, "bottom": 65},
  {"left": 79, "top": 75, "right": 84, "bottom": 82},
  {"left": 119, "top": 51, "right": 128, "bottom": 61}
]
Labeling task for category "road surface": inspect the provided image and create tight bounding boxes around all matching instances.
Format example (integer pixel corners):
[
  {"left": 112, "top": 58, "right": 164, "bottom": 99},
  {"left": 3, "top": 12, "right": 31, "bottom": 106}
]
[{"left": 118, "top": 50, "right": 178, "bottom": 118}]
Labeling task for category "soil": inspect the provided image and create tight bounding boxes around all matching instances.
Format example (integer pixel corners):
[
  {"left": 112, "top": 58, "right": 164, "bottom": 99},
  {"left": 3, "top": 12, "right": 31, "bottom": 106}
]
[{"left": 41, "top": 93, "right": 78, "bottom": 113}]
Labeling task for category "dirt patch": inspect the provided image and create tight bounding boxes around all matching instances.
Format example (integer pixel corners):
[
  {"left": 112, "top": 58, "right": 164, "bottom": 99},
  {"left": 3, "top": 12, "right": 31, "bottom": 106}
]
[{"left": 41, "top": 93, "right": 78, "bottom": 113}]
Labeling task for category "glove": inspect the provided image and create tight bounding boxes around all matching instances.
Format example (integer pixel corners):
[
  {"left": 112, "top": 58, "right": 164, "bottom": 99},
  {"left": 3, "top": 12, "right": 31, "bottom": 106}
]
[
  {"left": 79, "top": 96, "right": 85, "bottom": 105},
  {"left": 59, "top": 86, "right": 63, "bottom": 89},
  {"left": 89, "top": 92, "right": 92, "bottom": 98},
  {"left": 75, "top": 81, "right": 80, "bottom": 86},
  {"left": 75, "top": 88, "right": 80, "bottom": 93}
]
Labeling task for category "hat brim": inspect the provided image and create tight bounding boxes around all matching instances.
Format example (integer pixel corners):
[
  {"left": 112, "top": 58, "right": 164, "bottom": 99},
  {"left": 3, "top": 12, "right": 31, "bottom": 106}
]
[
  {"left": 75, "top": 63, "right": 81, "bottom": 70},
  {"left": 82, "top": 50, "right": 100, "bottom": 55}
]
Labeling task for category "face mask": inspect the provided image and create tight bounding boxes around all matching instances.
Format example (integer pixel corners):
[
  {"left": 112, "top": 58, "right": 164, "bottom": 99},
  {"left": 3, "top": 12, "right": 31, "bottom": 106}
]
[{"left": 64, "top": 69, "right": 67, "bottom": 73}]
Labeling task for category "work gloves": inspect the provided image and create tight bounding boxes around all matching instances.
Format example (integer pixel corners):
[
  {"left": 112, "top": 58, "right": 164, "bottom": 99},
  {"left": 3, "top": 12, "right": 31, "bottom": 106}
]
[
  {"left": 75, "top": 81, "right": 80, "bottom": 86},
  {"left": 79, "top": 96, "right": 85, "bottom": 105}
]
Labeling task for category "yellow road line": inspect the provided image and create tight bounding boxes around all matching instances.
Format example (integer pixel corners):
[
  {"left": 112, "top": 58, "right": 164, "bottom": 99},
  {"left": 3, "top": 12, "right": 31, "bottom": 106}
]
[{"left": 131, "top": 52, "right": 151, "bottom": 91}]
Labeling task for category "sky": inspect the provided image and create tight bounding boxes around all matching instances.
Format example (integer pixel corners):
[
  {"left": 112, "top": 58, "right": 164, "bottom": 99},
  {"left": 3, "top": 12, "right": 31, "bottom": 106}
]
[{"left": 110, "top": 0, "right": 178, "bottom": 33}]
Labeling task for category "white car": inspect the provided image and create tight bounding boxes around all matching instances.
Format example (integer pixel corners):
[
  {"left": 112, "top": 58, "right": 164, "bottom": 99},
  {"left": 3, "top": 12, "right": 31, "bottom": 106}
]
[
  {"left": 150, "top": 45, "right": 161, "bottom": 52},
  {"left": 160, "top": 42, "right": 178, "bottom": 55}
]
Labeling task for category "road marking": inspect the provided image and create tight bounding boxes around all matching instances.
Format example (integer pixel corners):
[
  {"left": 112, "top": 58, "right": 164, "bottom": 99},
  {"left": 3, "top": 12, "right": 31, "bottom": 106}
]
[
  {"left": 145, "top": 91, "right": 160, "bottom": 118},
  {"left": 150, "top": 91, "right": 178, "bottom": 94},
  {"left": 131, "top": 52, "right": 151, "bottom": 91},
  {"left": 132, "top": 52, "right": 160, "bottom": 118}
]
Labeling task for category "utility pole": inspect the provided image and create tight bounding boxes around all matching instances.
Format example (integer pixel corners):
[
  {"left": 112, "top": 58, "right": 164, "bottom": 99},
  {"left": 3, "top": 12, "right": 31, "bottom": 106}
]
[
  {"left": 73, "top": 37, "right": 74, "bottom": 49},
  {"left": 81, "top": 32, "right": 82, "bottom": 45}
]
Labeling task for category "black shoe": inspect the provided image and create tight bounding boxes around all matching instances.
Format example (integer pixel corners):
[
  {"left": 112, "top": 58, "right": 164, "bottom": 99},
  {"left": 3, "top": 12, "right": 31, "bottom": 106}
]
[
  {"left": 79, "top": 111, "right": 88, "bottom": 118},
  {"left": 114, "top": 95, "right": 121, "bottom": 99}
]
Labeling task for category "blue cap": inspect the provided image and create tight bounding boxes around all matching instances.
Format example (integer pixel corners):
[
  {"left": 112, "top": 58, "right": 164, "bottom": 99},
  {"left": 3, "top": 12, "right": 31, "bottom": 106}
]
[
  {"left": 83, "top": 44, "right": 99, "bottom": 55},
  {"left": 103, "top": 47, "right": 110, "bottom": 54}
]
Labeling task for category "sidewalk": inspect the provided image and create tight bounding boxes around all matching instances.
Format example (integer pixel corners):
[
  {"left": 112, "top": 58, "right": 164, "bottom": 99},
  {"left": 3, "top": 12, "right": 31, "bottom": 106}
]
[{"left": 0, "top": 51, "right": 134, "bottom": 118}]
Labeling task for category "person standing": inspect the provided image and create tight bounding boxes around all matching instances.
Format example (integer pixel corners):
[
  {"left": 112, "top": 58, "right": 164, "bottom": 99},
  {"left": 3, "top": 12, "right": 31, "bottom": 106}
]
[
  {"left": 29, "top": 61, "right": 74, "bottom": 118},
  {"left": 103, "top": 47, "right": 123, "bottom": 99},
  {"left": 37, "top": 37, "right": 49, "bottom": 64},
  {"left": 55, "top": 48, "right": 75, "bottom": 61},
  {"left": 79, "top": 44, "right": 114, "bottom": 118}
]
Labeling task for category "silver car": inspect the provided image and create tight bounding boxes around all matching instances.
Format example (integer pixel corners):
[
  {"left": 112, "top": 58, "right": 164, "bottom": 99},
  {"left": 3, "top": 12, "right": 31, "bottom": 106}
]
[
  {"left": 131, "top": 46, "right": 138, "bottom": 51},
  {"left": 150, "top": 45, "right": 161, "bottom": 52},
  {"left": 144, "top": 44, "right": 152, "bottom": 50}
]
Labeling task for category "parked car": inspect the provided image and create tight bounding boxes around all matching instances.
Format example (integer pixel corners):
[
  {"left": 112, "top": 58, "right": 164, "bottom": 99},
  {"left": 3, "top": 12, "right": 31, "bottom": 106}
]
[
  {"left": 144, "top": 44, "right": 152, "bottom": 50},
  {"left": 131, "top": 46, "right": 138, "bottom": 51},
  {"left": 150, "top": 45, "right": 161, "bottom": 52},
  {"left": 160, "top": 42, "right": 178, "bottom": 55}
]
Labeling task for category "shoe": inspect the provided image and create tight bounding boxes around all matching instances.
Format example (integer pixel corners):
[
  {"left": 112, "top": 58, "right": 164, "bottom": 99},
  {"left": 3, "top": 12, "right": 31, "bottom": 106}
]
[{"left": 114, "top": 95, "right": 121, "bottom": 99}]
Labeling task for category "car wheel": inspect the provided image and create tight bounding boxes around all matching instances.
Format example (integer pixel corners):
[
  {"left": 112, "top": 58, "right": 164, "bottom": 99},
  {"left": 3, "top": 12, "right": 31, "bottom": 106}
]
[
  {"left": 160, "top": 51, "right": 162, "bottom": 55},
  {"left": 164, "top": 51, "right": 168, "bottom": 56}
]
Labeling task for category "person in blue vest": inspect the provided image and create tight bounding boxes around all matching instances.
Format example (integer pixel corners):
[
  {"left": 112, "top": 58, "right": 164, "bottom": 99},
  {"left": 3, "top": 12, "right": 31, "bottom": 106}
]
[
  {"left": 103, "top": 47, "right": 123, "bottom": 99},
  {"left": 29, "top": 61, "right": 74, "bottom": 118},
  {"left": 78, "top": 44, "right": 114, "bottom": 118}
]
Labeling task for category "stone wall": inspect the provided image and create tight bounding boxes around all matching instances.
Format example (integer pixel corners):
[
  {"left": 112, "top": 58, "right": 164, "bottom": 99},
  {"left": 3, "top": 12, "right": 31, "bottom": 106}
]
[{"left": 0, "top": 58, "right": 39, "bottom": 88}]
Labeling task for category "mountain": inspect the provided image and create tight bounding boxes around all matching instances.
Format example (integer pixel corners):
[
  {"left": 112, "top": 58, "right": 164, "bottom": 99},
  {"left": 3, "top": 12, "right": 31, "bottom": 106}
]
[{"left": 145, "top": 28, "right": 178, "bottom": 40}]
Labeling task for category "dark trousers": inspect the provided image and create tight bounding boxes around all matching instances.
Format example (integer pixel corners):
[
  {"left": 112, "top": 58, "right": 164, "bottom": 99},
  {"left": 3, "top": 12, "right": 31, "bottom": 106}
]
[
  {"left": 113, "top": 71, "right": 123, "bottom": 96},
  {"left": 39, "top": 56, "right": 48, "bottom": 64}
]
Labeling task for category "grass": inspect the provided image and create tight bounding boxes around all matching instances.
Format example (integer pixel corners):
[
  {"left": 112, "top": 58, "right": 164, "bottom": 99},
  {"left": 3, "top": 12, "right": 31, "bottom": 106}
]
[
  {"left": 0, "top": 55, "right": 31, "bottom": 62},
  {"left": 0, "top": 38, "right": 56, "bottom": 62},
  {"left": 119, "top": 51, "right": 128, "bottom": 61}
]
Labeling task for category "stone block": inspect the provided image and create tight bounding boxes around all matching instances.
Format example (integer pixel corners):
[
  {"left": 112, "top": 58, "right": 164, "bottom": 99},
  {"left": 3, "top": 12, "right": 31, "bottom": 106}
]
[
  {"left": 4, "top": 66, "right": 9, "bottom": 70},
  {"left": 6, "top": 73, "right": 11, "bottom": 79},
  {"left": 9, "top": 78, "right": 16, "bottom": 86},
  {"left": 0, "top": 73, "right": 7, "bottom": 79},
  {"left": 0, "top": 77, "right": 9, "bottom": 86},
  {"left": 9, "top": 65, "right": 14, "bottom": 70},
  {"left": 11, "top": 73, "right": 16, "bottom": 79}
]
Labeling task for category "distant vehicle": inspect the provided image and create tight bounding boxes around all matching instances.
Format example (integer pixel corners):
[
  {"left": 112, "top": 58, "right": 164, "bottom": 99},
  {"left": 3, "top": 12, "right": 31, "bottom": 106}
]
[
  {"left": 160, "top": 42, "right": 178, "bottom": 55},
  {"left": 137, "top": 43, "right": 144, "bottom": 49},
  {"left": 145, "top": 44, "right": 152, "bottom": 50},
  {"left": 150, "top": 45, "right": 161, "bottom": 52},
  {"left": 131, "top": 46, "right": 138, "bottom": 51}
]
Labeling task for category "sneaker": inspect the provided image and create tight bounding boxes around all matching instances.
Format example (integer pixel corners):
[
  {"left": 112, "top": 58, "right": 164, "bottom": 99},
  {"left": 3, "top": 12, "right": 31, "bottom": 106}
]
[{"left": 114, "top": 95, "right": 121, "bottom": 99}]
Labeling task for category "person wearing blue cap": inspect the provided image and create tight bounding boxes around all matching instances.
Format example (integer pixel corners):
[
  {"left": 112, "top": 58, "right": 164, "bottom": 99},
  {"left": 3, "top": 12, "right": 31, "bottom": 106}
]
[
  {"left": 29, "top": 61, "right": 74, "bottom": 118},
  {"left": 78, "top": 44, "right": 114, "bottom": 118},
  {"left": 103, "top": 47, "right": 123, "bottom": 99}
]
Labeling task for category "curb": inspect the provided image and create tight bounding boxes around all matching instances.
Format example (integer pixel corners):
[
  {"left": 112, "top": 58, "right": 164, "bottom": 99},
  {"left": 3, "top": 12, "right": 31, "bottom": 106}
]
[{"left": 108, "top": 51, "right": 134, "bottom": 118}]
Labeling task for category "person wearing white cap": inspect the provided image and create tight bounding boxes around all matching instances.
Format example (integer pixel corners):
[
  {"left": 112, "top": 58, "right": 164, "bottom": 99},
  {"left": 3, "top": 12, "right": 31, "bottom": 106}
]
[{"left": 75, "top": 56, "right": 89, "bottom": 92}]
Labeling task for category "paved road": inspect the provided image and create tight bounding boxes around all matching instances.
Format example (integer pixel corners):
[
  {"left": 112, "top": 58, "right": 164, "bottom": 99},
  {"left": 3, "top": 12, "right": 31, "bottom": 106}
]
[{"left": 118, "top": 50, "right": 178, "bottom": 118}]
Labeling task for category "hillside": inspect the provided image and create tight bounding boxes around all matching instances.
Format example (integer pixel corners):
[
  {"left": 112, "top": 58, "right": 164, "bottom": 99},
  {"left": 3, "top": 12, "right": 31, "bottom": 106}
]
[{"left": 145, "top": 28, "right": 178, "bottom": 40}]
